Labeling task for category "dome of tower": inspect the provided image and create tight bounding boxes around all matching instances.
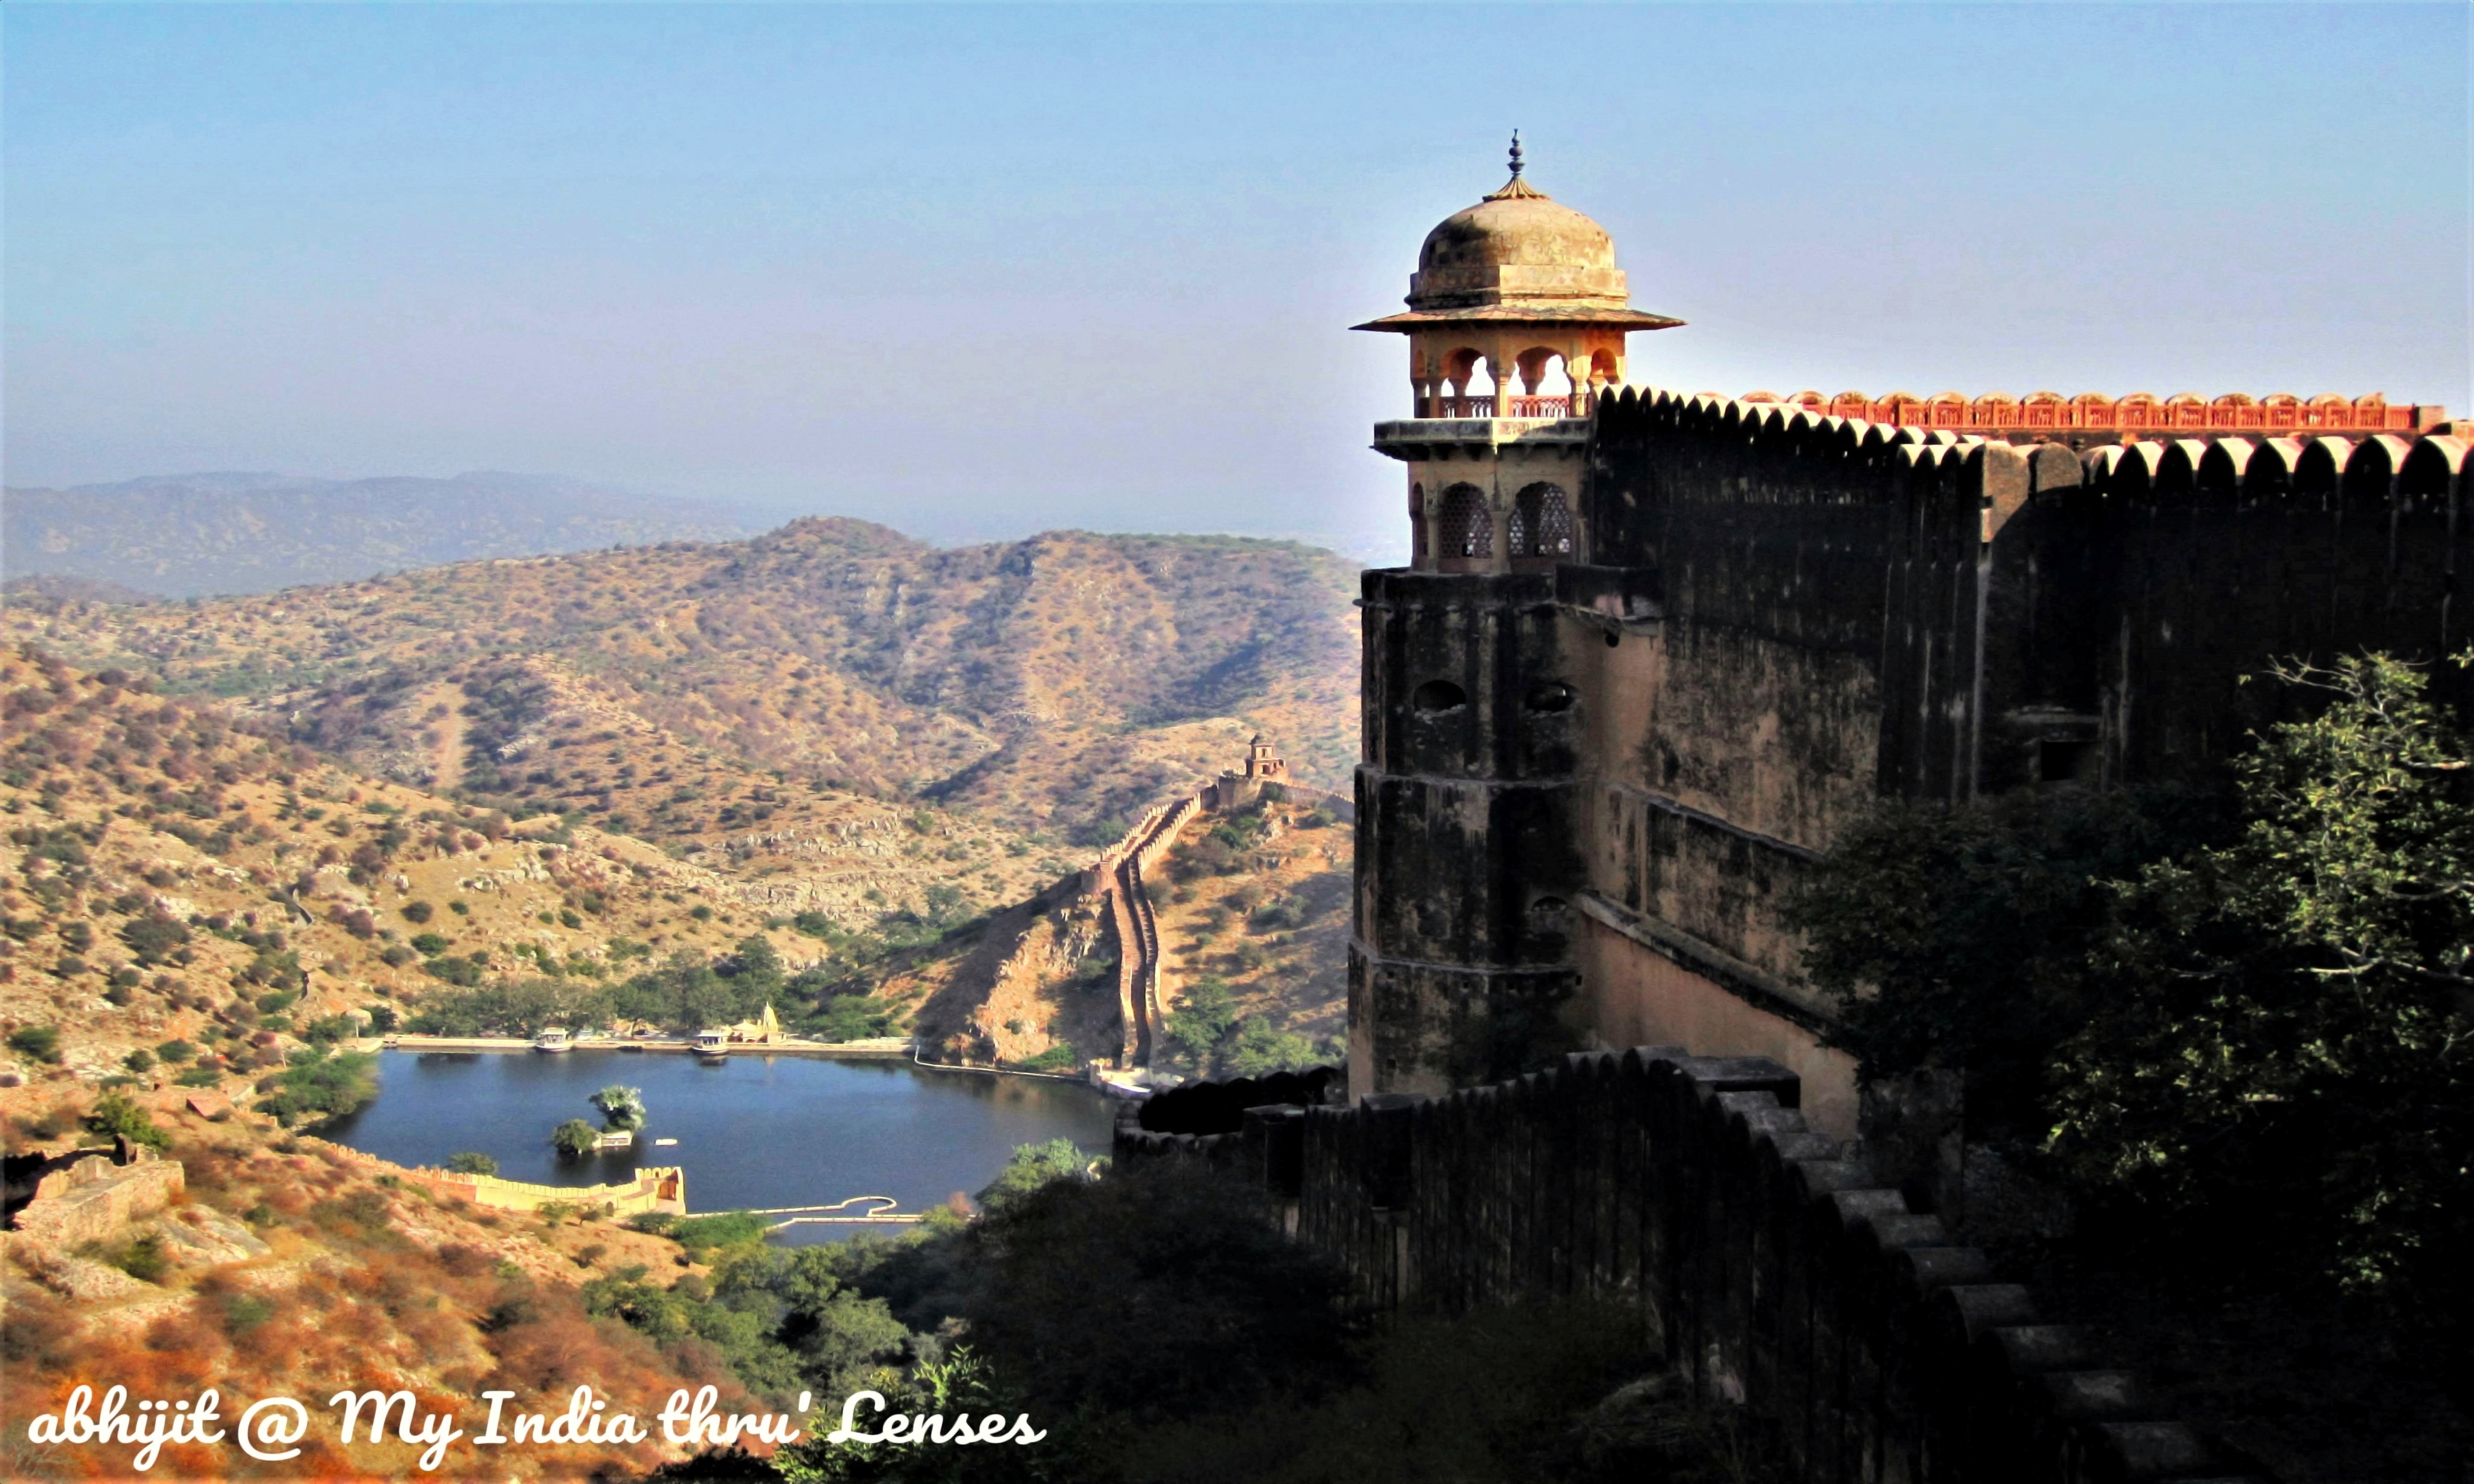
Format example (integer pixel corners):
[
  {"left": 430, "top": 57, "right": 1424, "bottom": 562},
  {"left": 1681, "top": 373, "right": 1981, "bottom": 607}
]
[
  {"left": 1410, "top": 178, "right": 1628, "bottom": 311},
  {"left": 1353, "top": 138, "right": 1682, "bottom": 334}
]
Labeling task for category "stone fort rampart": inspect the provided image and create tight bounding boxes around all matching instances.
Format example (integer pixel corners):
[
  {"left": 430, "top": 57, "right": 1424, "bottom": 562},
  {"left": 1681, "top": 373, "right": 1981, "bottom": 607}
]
[
  {"left": 1119, "top": 1051, "right": 2259, "bottom": 1483},
  {"left": 1080, "top": 740, "right": 1352, "bottom": 1068},
  {"left": 1358, "top": 381, "right": 2469, "bottom": 1134}
]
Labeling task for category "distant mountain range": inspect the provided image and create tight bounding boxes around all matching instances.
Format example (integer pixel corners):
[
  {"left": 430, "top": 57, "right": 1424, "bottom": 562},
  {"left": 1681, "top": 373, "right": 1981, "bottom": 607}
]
[
  {"left": 2, "top": 470, "right": 764, "bottom": 597},
  {"left": 2, "top": 513, "right": 1363, "bottom": 835}
]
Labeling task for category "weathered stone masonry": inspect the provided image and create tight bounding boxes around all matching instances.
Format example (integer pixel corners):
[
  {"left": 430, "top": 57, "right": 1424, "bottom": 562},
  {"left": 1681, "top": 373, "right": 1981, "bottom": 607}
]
[
  {"left": 1349, "top": 154, "right": 2467, "bottom": 1133},
  {"left": 1122, "top": 1049, "right": 2263, "bottom": 1484},
  {"left": 1551, "top": 391, "right": 2471, "bottom": 1133}
]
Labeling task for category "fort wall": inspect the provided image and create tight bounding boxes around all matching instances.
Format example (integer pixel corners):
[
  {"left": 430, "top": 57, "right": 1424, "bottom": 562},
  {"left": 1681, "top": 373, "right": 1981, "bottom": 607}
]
[
  {"left": 7, "top": 1144, "right": 185, "bottom": 1246},
  {"left": 1079, "top": 739, "right": 1340, "bottom": 1069},
  {"left": 1126, "top": 1053, "right": 2257, "bottom": 1484},
  {"left": 1359, "top": 385, "right": 2470, "bottom": 1126}
]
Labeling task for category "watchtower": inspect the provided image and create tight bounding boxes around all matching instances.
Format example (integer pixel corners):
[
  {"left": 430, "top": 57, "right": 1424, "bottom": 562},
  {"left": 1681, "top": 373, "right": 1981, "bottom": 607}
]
[
  {"left": 1354, "top": 135, "right": 1681, "bottom": 572},
  {"left": 1242, "top": 733, "right": 1287, "bottom": 783},
  {"left": 1348, "top": 140, "right": 1684, "bottom": 1099}
]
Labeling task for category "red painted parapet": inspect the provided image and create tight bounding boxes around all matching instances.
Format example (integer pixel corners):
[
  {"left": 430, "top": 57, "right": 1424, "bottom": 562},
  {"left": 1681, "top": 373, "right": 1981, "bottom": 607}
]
[{"left": 1750, "top": 387, "right": 2445, "bottom": 435}]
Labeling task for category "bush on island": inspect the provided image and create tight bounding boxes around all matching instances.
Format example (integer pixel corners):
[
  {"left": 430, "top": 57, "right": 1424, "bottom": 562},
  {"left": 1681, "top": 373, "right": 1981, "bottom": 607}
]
[{"left": 589, "top": 1084, "right": 647, "bottom": 1130}]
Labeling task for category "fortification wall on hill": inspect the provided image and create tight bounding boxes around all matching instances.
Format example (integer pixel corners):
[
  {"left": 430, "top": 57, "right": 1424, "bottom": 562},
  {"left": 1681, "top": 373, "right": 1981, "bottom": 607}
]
[
  {"left": 6, "top": 1143, "right": 185, "bottom": 1246},
  {"left": 1125, "top": 1054, "right": 2261, "bottom": 1484},
  {"left": 1079, "top": 749, "right": 1332, "bottom": 1069}
]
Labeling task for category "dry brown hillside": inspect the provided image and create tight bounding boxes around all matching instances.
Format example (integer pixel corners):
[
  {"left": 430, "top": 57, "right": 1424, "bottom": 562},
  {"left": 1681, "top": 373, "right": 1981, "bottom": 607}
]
[
  {"left": 0, "top": 648, "right": 1082, "bottom": 1094},
  {"left": 0, "top": 650, "right": 684, "bottom": 1087},
  {"left": 1, "top": 521, "right": 1362, "bottom": 843},
  {"left": 0, "top": 1113, "right": 742, "bottom": 1480}
]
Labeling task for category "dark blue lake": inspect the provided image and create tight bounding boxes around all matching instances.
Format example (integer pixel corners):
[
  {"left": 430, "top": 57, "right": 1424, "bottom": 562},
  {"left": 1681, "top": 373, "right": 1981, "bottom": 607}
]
[{"left": 323, "top": 1050, "right": 1116, "bottom": 1243}]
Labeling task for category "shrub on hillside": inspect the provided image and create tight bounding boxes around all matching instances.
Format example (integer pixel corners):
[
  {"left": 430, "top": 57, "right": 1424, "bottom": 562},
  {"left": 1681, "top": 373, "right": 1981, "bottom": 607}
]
[
  {"left": 7, "top": 1025, "right": 61, "bottom": 1064},
  {"left": 118, "top": 914, "right": 190, "bottom": 966},
  {"left": 1009, "top": 1044, "right": 1079, "bottom": 1073},
  {"left": 85, "top": 1090, "right": 170, "bottom": 1150}
]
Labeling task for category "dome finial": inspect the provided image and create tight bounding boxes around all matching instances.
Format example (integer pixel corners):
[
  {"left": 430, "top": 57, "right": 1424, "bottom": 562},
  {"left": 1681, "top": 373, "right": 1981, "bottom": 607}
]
[{"left": 1483, "top": 133, "right": 1545, "bottom": 201}]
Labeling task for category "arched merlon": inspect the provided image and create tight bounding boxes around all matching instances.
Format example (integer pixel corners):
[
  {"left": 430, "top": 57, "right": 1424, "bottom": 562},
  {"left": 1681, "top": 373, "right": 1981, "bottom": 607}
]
[
  {"left": 1586, "top": 384, "right": 2474, "bottom": 789},
  {"left": 1588, "top": 383, "right": 2465, "bottom": 522}
]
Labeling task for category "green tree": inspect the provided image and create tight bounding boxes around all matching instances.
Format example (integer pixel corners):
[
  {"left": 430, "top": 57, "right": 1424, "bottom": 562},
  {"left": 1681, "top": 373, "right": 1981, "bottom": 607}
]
[
  {"left": 1164, "top": 976, "right": 1239, "bottom": 1071},
  {"left": 726, "top": 934, "right": 784, "bottom": 994},
  {"left": 2050, "top": 655, "right": 2474, "bottom": 1321},
  {"left": 922, "top": 882, "right": 968, "bottom": 927},
  {"left": 810, "top": 994, "right": 894, "bottom": 1043},
  {"left": 974, "top": 1138, "right": 1091, "bottom": 1216},
  {"left": 590, "top": 1084, "right": 647, "bottom": 1130},
  {"left": 256, "top": 1049, "right": 379, "bottom": 1127},
  {"left": 444, "top": 1151, "right": 499, "bottom": 1175},
  {"left": 7, "top": 1025, "right": 61, "bottom": 1065},
  {"left": 551, "top": 1118, "right": 602, "bottom": 1157},
  {"left": 1786, "top": 782, "right": 2224, "bottom": 1138},
  {"left": 85, "top": 1090, "right": 170, "bottom": 1150},
  {"left": 1225, "top": 1017, "right": 1321, "bottom": 1078}
]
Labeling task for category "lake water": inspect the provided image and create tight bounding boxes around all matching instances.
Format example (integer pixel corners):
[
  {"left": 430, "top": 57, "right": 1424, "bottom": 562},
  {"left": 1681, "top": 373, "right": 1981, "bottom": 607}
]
[{"left": 323, "top": 1049, "right": 1117, "bottom": 1243}]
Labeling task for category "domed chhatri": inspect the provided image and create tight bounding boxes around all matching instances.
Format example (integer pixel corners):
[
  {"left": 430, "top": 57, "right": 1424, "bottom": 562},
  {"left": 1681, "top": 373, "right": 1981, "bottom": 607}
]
[
  {"left": 1356, "top": 135, "right": 1681, "bottom": 336},
  {"left": 1406, "top": 134, "right": 1636, "bottom": 314},
  {"left": 1359, "top": 139, "right": 1682, "bottom": 574}
]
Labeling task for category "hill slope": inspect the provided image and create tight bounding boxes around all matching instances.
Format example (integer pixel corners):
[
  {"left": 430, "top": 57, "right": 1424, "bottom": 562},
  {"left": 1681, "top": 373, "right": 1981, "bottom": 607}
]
[
  {"left": 0, "top": 648, "right": 887, "bottom": 1092},
  {"left": 1, "top": 471, "right": 760, "bottom": 598},
  {"left": 3, "top": 518, "right": 1363, "bottom": 838}
]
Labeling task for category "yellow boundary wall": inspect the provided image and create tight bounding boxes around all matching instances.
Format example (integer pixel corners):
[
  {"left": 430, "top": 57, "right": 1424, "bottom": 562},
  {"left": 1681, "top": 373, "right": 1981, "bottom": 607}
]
[{"left": 310, "top": 1138, "right": 688, "bottom": 1215}]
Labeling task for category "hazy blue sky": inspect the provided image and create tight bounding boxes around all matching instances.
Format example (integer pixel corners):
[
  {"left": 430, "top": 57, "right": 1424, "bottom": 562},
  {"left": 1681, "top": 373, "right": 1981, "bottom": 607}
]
[{"left": 7, "top": 3, "right": 2467, "bottom": 561}]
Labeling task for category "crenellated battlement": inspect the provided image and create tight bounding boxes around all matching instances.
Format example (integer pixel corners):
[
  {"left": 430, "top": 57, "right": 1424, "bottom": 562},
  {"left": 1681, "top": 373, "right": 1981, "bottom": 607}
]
[
  {"left": 1730, "top": 386, "right": 2446, "bottom": 437},
  {"left": 1590, "top": 383, "right": 2470, "bottom": 518}
]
